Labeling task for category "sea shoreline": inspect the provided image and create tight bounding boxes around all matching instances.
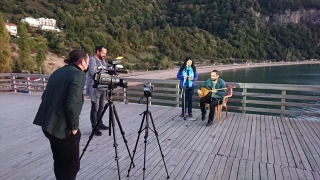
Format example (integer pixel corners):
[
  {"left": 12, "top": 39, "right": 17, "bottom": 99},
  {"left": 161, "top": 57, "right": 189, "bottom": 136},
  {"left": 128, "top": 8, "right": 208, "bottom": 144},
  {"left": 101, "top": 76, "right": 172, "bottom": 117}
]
[{"left": 120, "top": 61, "right": 320, "bottom": 86}]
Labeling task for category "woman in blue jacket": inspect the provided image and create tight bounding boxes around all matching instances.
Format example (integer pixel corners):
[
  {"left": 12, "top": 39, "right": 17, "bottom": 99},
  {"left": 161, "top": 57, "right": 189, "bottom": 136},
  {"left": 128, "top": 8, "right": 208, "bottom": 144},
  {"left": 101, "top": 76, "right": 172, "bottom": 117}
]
[{"left": 177, "top": 57, "right": 198, "bottom": 117}]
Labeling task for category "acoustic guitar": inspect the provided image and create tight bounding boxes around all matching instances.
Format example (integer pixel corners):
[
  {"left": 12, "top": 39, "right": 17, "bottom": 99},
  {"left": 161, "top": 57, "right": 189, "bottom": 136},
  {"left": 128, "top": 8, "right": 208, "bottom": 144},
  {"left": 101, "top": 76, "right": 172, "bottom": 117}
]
[
  {"left": 198, "top": 87, "right": 230, "bottom": 98},
  {"left": 198, "top": 87, "right": 212, "bottom": 98}
]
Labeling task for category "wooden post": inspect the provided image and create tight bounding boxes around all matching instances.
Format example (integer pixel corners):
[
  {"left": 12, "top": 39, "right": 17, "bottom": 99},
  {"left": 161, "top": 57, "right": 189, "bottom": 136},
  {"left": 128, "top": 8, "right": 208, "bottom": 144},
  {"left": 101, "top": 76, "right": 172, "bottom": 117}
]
[
  {"left": 148, "top": 82, "right": 152, "bottom": 105},
  {"left": 123, "top": 87, "right": 127, "bottom": 103},
  {"left": 281, "top": 90, "right": 286, "bottom": 117},
  {"left": 242, "top": 88, "right": 247, "bottom": 114},
  {"left": 11, "top": 74, "right": 17, "bottom": 93},
  {"left": 175, "top": 84, "right": 179, "bottom": 107},
  {"left": 27, "top": 76, "right": 31, "bottom": 94},
  {"left": 42, "top": 77, "right": 46, "bottom": 91}
]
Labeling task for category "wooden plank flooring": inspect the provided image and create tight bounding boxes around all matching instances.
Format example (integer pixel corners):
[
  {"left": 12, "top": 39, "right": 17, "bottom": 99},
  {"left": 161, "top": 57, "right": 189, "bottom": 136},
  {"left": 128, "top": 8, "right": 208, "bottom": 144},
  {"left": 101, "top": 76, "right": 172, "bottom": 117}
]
[{"left": 1, "top": 92, "right": 320, "bottom": 180}]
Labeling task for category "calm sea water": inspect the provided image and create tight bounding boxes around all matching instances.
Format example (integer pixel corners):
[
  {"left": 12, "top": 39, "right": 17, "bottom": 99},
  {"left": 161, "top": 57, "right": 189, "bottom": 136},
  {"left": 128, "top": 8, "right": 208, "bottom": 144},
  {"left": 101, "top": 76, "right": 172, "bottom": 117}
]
[
  {"left": 197, "top": 64, "right": 320, "bottom": 120},
  {"left": 197, "top": 64, "right": 320, "bottom": 85}
]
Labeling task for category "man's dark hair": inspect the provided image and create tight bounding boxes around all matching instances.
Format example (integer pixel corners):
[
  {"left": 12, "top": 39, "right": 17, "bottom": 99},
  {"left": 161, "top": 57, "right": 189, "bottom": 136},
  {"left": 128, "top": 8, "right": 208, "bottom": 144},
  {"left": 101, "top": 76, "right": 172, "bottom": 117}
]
[
  {"left": 212, "top": 70, "right": 220, "bottom": 76},
  {"left": 95, "top": 46, "right": 105, "bottom": 54},
  {"left": 64, "top": 50, "right": 87, "bottom": 65}
]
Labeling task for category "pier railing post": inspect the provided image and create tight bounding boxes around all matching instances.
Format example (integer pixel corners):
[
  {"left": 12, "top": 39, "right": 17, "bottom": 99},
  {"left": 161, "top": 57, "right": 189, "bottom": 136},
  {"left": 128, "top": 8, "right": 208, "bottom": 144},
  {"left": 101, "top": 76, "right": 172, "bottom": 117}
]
[
  {"left": 175, "top": 84, "right": 179, "bottom": 107},
  {"left": 27, "top": 76, "right": 31, "bottom": 94},
  {"left": 281, "top": 90, "right": 286, "bottom": 117},
  {"left": 242, "top": 88, "right": 247, "bottom": 114},
  {"left": 11, "top": 74, "right": 17, "bottom": 93},
  {"left": 123, "top": 87, "right": 127, "bottom": 103}
]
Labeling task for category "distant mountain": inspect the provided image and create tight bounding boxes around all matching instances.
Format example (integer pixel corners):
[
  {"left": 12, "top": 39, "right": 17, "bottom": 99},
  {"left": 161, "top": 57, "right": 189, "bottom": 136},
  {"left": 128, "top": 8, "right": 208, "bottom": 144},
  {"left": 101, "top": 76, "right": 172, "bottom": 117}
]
[{"left": 1, "top": 0, "right": 319, "bottom": 69}]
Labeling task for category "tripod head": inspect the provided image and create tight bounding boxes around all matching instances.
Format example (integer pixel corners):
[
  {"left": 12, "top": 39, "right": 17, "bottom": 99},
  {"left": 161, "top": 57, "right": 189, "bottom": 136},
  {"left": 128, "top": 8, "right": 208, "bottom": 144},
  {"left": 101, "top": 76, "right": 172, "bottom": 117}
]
[{"left": 138, "top": 83, "right": 154, "bottom": 104}]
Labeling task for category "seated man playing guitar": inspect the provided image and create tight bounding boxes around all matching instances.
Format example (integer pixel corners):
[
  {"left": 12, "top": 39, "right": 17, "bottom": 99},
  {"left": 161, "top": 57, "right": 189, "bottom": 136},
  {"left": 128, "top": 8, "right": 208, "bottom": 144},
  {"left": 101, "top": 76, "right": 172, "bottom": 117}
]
[{"left": 197, "top": 70, "right": 226, "bottom": 126}]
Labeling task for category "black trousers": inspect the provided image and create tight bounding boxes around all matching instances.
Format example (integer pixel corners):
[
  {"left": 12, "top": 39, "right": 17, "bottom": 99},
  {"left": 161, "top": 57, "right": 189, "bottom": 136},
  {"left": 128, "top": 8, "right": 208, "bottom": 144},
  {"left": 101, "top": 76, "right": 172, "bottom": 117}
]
[
  {"left": 200, "top": 96, "right": 222, "bottom": 121},
  {"left": 43, "top": 130, "right": 81, "bottom": 180},
  {"left": 180, "top": 87, "right": 194, "bottom": 114}
]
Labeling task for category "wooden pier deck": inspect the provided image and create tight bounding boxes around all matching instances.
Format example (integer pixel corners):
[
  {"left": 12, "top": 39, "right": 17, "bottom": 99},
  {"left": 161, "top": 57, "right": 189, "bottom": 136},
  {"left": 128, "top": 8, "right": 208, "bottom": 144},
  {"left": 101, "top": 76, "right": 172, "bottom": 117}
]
[{"left": 0, "top": 92, "right": 320, "bottom": 180}]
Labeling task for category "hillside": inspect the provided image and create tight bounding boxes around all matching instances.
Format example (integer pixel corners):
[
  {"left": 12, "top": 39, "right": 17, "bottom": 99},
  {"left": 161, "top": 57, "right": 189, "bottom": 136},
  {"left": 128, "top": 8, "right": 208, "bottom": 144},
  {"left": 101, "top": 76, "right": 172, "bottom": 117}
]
[{"left": 1, "top": 0, "right": 320, "bottom": 73}]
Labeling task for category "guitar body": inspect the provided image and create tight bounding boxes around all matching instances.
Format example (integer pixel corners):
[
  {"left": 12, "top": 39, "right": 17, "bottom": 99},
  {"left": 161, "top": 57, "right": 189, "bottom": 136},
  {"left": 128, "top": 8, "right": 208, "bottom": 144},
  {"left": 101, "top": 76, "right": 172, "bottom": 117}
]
[{"left": 198, "top": 87, "right": 212, "bottom": 98}]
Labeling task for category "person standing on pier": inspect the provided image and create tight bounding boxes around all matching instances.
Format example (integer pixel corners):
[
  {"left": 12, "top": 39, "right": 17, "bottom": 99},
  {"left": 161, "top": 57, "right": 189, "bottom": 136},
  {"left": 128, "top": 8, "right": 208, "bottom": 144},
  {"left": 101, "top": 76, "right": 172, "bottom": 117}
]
[
  {"left": 86, "top": 46, "right": 109, "bottom": 136},
  {"left": 177, "top": 57, "right": 198, "bottom": 117},
  {"left": 33, "top": 49, "right": 89, "bottom": 180}
]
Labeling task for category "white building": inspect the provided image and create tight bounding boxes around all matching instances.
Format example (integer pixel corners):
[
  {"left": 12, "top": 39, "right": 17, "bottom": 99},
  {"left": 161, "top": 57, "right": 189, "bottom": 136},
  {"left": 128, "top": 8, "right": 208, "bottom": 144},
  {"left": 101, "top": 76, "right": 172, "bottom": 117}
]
[
  {"left": 40, "top": 25, "right": 60, "bottom": 32},
  {"left": 38, "top": 18, "right": 56, "bottom": 26},
  {"left": 21, "top": 17, "right": 60, "bottom": 32},
  {"left": 21, "top": 17, "right": 39, "bottom": 27},
  {"left": 5, "top": 23, "right": 17, "bottom": 36}
]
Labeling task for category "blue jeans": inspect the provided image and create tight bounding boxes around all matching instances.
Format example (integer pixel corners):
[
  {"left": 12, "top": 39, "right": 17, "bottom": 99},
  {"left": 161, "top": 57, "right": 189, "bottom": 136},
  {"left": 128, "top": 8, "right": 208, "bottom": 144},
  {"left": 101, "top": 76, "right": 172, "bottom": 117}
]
[
  {"left": 90, "top": 91, "right": 106, "bottom": 128},
  {"left": 180, "top": 87, "right": 194, "bottom": 114}
]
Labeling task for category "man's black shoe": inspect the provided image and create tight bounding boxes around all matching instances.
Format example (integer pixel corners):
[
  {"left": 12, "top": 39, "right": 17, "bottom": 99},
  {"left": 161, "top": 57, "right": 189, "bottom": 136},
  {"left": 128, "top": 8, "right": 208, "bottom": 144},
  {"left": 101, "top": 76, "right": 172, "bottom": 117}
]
[
  {"left": 206, "top": 120, "right": 213, "bottom": 126},
  {"left": 201, "top": 113, "right": 206, "bottom": 121},
  {"left": 93, "top": 128, "right": 102, "bottom": 136},
  {"left": 99, "top": 123, "right": 109, "bottom": 130}
]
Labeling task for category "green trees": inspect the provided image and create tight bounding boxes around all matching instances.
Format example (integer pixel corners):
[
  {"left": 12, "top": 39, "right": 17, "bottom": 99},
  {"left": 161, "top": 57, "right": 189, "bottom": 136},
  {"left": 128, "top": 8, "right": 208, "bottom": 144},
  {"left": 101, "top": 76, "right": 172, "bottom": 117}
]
[
  {"left": 1, "top": 0, "right": 320, "bottom": 71},
  {"left": 16, "top": 23, "right": 32, "bottom": 73},
  {"left": 36, "top": 48, "right": 46, "bottom": 74},
  {"left": 0, "top": 13, "right": 13, "bottom": 73}
]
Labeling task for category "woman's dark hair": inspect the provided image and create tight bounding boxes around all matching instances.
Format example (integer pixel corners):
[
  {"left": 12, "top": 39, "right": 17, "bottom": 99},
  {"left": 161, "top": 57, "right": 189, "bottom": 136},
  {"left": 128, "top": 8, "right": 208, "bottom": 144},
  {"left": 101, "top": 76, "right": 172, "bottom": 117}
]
[
  {"left": 179, "top": 57, "right": 197, "bottom": 72},
  {"left": 64, "top": 50, "right": 87, "bottom": 65}
]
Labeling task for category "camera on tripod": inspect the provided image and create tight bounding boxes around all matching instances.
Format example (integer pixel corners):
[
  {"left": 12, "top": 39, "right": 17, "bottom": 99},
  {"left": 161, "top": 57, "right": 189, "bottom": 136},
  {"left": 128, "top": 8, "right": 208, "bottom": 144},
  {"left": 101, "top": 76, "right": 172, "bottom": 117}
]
[
  {"left": 92, "top": 61, "right": 128, "bottom": 89},
  {"left": 143, "top": 84, "right": 154, "bottom": 97}
]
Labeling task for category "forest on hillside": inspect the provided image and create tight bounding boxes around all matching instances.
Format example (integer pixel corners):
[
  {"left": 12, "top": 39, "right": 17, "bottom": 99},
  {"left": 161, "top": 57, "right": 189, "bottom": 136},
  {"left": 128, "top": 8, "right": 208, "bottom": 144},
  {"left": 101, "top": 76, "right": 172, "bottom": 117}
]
[{"left": 0, "top": 0, "right": 319, "bottom": 72}]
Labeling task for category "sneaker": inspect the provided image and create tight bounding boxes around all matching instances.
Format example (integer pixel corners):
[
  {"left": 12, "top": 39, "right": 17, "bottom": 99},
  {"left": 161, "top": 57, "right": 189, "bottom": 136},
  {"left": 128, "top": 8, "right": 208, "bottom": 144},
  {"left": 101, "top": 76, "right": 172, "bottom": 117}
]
[
  {"left": 201, "top": 113, "right": 206, "bottom": 121},
  {"left": 99, "top": 123, "right": 109, "bottom": 130},
  {"left": 180, "top": 113, "right": 184, "bottom": 117},
  {"left": 188, "top": 114, "right": 193, "bottom": 117},
  {"left": 93, "top": 128, "right": 102, "bottom": 136},
  {"left": 206, "top": 120, "right": 213, "bottom": 126}
]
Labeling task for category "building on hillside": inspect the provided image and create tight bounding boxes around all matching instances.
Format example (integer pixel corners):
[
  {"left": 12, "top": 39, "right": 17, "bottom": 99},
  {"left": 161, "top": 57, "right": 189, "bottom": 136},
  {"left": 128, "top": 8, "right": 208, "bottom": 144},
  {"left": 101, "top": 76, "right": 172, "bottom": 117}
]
[
  {"left": 21, "top": 17, "right": 60, "bottom": 32},
  {"left": 21, "top": 17, "right": 40, "bottom": 27},
  {"left": 5, "top": 22, "right": 17, "bottom": 36},
  {"left": 38, "top": 18, "right": 56, "bottom": 26},
  {"left": 40, "top": 25, "right": 60, "bottom": 32}
]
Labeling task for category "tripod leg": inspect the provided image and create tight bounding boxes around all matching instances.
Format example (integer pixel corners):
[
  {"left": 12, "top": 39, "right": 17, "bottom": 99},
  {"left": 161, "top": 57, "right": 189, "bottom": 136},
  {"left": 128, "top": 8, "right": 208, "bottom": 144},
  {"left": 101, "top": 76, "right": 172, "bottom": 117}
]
[
  {"left": 111, "top": 104, "right": 135, "bottom": 167},
  {"left": 148, "top": 111, "right": 170, "bottom": 179},
  {"left": 80, "top": 103, "right": 109, "bottom": 161},
  {"left": 109, "top": 105, "right": 121, "bottom": 180},
  {"left": 141, "top": 111, "right": 151, "bottom": 180},
  {"left": 127, "top": 111, "right": 147, "bottom": 177}
]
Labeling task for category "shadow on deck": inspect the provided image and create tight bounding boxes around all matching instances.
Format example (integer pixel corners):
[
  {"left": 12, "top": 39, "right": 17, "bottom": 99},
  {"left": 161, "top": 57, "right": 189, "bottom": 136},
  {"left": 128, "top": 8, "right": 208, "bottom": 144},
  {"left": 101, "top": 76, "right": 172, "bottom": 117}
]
[{"left": 0, "top": 92, "right": 320, "bottom": 180}]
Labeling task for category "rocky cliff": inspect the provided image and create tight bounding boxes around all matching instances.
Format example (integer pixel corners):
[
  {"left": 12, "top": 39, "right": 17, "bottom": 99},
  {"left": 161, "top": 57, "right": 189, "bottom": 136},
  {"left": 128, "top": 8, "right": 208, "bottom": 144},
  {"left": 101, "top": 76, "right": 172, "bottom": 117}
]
[{"left": 266, "top": 8, "right": 320, "bottom": 25}]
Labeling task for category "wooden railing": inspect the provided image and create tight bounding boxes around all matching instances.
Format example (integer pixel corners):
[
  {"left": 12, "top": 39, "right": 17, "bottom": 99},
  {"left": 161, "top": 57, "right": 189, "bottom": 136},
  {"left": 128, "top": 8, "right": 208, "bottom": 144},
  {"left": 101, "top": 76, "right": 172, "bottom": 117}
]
[{"left": 1, "top": 73, "right": 320, "bottom": 117}]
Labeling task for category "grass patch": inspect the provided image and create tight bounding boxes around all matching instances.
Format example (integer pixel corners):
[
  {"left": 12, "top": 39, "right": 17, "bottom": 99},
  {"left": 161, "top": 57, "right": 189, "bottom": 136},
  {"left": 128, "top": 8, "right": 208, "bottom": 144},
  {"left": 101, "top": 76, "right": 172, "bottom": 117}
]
[
  {"left": 124, "top": 53, "right": 140, "bottom": 62},
  {"left": 139, "top": 52, "right": 155, "bottom": 60}
]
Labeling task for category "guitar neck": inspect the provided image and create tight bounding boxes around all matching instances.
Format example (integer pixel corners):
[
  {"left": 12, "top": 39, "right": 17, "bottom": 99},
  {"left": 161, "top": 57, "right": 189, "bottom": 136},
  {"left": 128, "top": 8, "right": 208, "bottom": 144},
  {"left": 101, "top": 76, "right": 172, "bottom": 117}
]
[{"left": 215, "top": 88, "right": 227, "bottom": 91}]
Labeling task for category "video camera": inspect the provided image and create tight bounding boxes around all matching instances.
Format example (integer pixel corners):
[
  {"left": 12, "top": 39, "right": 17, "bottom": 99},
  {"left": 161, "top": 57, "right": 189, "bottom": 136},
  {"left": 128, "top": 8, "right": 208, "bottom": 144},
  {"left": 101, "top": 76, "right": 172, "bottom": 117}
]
[
  {"left": 93, "top": 67, "right": 128, "bottom": 89},
  {"left": 143, "top": 83, "right": 154, "bottom": 97},
  {"left": 106, "top": 60, "right": 121, "bottom": 76}
]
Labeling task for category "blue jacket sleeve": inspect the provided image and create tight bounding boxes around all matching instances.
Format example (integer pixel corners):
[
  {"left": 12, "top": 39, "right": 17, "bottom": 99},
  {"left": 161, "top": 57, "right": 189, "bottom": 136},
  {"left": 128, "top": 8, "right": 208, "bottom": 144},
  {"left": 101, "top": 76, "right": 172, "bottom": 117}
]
[
  {"left": 176, "top": 69, "right": 184, "bottom": 80},
  {"left": 193, "top": 71, "right": 198, "bottom": 82}
]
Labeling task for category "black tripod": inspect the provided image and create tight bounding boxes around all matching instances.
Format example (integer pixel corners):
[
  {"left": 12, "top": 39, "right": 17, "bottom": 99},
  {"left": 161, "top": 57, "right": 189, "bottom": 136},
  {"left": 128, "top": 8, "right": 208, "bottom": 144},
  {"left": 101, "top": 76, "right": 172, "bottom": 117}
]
[
  {"left": 127, "top": 94, "right": 170, "bottom": 179},
  {"left": 79, "top": 88, "right": 134, "bottom": 180}
]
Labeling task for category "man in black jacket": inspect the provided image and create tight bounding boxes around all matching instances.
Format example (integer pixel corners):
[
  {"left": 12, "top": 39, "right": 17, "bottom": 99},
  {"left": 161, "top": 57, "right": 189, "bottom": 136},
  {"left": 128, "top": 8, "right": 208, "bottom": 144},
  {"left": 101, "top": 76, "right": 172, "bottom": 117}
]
[{"left": 33, "top": 49, "right": 89, "bottom": 180}]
